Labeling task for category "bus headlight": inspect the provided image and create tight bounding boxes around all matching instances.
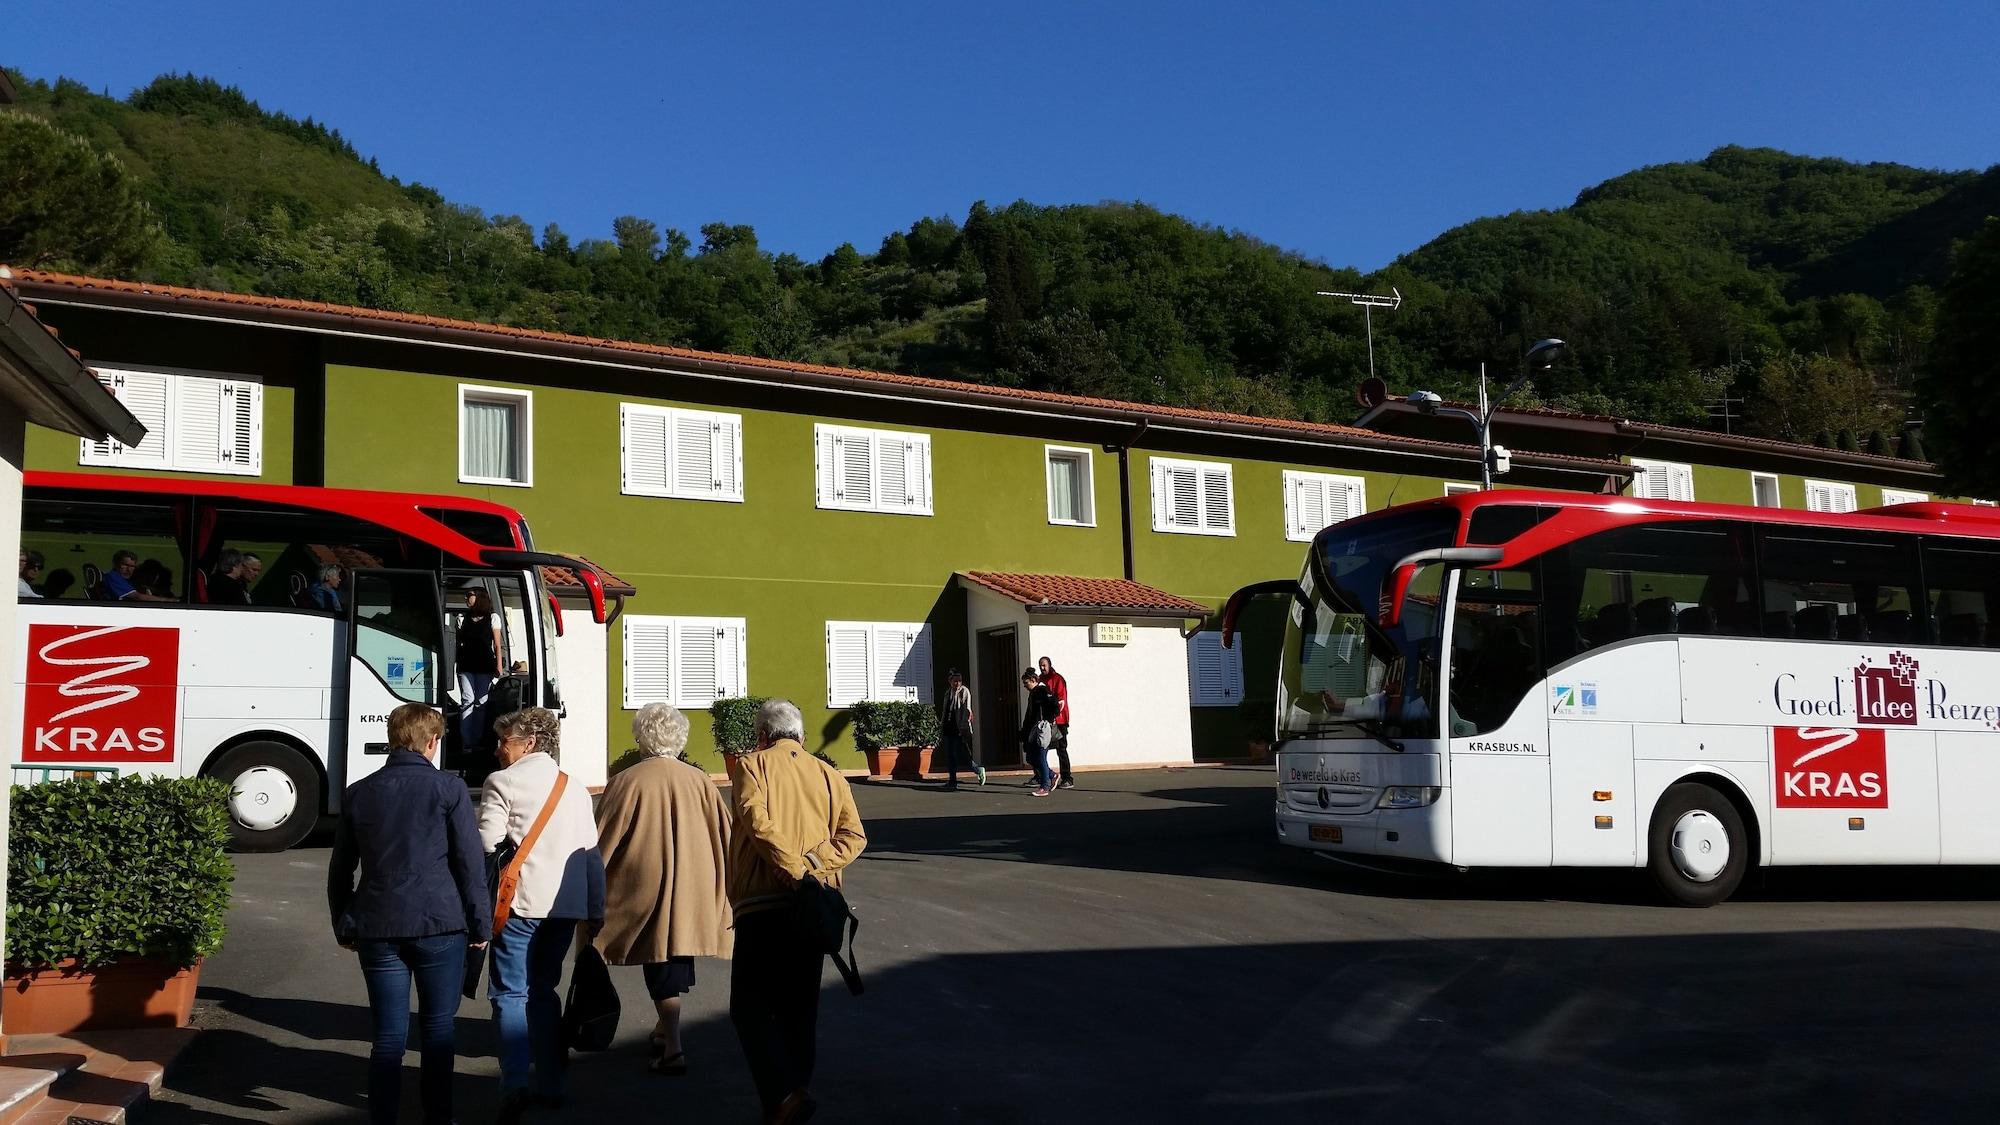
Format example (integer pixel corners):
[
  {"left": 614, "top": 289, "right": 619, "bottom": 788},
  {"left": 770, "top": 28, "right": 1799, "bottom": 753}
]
[{"left": 1377, "top": 786, "right": 1441, "bottom": 809}]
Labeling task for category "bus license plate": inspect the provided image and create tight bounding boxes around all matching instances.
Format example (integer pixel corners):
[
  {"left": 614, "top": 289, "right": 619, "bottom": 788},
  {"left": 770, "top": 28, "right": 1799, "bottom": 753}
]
[{"left": 1310, "top": 825, "right": 1342, "bottom": 843}]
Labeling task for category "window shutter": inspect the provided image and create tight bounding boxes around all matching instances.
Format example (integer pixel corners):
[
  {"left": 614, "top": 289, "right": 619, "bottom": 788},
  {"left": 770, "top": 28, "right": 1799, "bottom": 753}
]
[
  {"left": 716, "top": 415, "right": 743, "bottom": 501},
  {"left": 673, "top": 413, "right": 716, "bottom": 497},
  {"left": 815, "top": 425, "right": 838, "bottom": 508},
  {"left": 826, "top": 623, "right": 873, "bottom": 707},
  {"left": 838, "top": 430, "right": 874, "bottom": 509},
  {"left": 1166, "top": 465, "right": 1200, "bottom": 529},
  {"left": 622, "top": 617, "right": 674, "bottom": 708},
  {"left": 1187, "top": 632, "right": 1242, "bottom": 707},
  {"left": 908, "top": 433, "right": 933, "bottom": 514},
  {"left": 225, "top": 381, "right": 262, "bottom": 473},
  {"left": 714, "top": 620, "right": 746, "bottom": 699},
  {"left": 621, "top": 405, "right": 671, "bottom": 496},
  {"left": 1331, "top": 477, "right": 1364, "bottom": 523},
  {"left": 905, "top": 623, "right": 934, "bottom": 704},
  {"left": 878, "top": 433, "right": 910, "bottom": 511},
  {"left": 1200, "top": 466, "right": 1233, "bottom": 532},
  {"left": 677, "top": 622, "right": 721, "bottom": 706},
  {"left": 1669, "top": 464, "right": 1695, "bottom": 502},
  {"left": 81, "top": 369, "right": 171, "bottom": 466},
  {"left": 869, "top": 622, "right": 932, "bottom": 702},
  {"left": 177, "top": 377, "right": 227, "bottom": 469},
  {"left": 1287, "top": 475, "right": 1320, "bottom": 541}
]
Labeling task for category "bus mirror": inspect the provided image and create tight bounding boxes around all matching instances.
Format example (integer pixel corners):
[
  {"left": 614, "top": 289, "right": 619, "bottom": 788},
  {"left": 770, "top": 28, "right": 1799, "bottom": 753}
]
[
  {"left": 578, "top": 567, "right": 608, "bottom": 625},
  {"left": 1379, "top": 546, "right": 1505, "bottom": 628},
  {"left": 547, "top": 592, "right": 566, "bottom": 638},
  {"left": 1219, "top": 579, "right": 1310, "bottom": 649}
]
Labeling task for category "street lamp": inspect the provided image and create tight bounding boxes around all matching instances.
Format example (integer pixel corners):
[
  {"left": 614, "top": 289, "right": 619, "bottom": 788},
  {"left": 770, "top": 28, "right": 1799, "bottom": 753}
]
[{"left": 1408, "top": 338, "right": 1567, "bottom": 490}]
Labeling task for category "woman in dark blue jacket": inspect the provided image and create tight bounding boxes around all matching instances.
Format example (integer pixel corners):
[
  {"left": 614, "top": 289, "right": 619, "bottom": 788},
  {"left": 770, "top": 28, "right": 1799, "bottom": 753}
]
[{"left": 329, "top": 703, "right": 492, "bottom": 1125}]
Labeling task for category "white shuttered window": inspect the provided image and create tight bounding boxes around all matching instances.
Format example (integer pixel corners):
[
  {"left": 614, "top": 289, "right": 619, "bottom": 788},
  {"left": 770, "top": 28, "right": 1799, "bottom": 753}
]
[
  {"left": 620, "top": 404, "right": 745, "bottom": 502},
  {"left": 1629, "top": 458, "right": 1695, "bottom": 502},
  {"left": 1881, "top": 488, "right": 1929, "bottom": 506},
  {"left": 1805, "top": 480, "right": 1858, "bottom": 513},
  {"left": 1282, "top": 471, "right": 1366, "bottom": 542},
  {"left": 1186, "top": 631, "right": 1245, "bottom": 707},
  {"left": 1150, "top": 457, "right": 1234, "bottom": 536},
  {"left": 813, "top": 424, "right": 933, "bottom": 515},
  {"left": 621, "top": 615, "right": 747, "bottom": 709},
  {"left": 79, "top": 367, "right": 262, "bottom": 476},
  {"left": 825, "top": 620, "right": 934, "bottom": 707}
]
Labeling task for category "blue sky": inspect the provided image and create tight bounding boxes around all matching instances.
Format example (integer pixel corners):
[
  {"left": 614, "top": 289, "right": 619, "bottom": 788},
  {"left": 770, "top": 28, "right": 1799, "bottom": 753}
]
[{"left": 13, "top": 1, "right": 1999, "bottom": 271}]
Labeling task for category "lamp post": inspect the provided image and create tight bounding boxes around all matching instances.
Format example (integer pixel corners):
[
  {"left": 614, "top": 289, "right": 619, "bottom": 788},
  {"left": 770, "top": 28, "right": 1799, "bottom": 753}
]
[{"left": 1408, "top": 338, "right": 1567, "bottom": 490}]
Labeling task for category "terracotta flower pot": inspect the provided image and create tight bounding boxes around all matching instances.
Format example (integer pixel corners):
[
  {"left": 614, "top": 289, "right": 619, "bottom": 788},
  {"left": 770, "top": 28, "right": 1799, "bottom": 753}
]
[
  {"left": 2, "top": 957, "right": 203, "bottom": 1035},
  {"left": 864, "top": 745, "right": 934, "bottom": 780}
]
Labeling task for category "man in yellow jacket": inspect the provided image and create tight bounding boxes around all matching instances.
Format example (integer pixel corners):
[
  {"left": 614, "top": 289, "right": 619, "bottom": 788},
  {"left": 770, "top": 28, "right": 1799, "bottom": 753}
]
[{"left": 728, "top": 698, "right": 867, "bottom": 1125}]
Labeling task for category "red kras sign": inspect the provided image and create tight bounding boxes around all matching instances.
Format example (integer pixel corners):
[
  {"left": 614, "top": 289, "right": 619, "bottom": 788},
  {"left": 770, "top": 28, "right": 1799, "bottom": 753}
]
[
  {"left": 22, "top": 624, "right": 179, "bottom": 764},
  {"left": 1776, "top": 726, "right": 1887, "bottom": 809}
]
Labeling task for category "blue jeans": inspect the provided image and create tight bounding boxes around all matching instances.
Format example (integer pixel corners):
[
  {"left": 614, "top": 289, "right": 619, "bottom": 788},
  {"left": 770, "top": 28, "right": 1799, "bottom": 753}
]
[
  {"left": 1025, "top": 724, "right": 1053, "bottom": 789},
  {"left": 458, "top": 672, "right": 497, "bottom": 745},
  {"left": 939, "top": 731, "right": 978, "bottom": 781},
  {"left": 488, "top": 915, "right": 576, "bottom": 1097},
  {"left": 357, "top": 932, "right": 467, "bottom": 1125}
]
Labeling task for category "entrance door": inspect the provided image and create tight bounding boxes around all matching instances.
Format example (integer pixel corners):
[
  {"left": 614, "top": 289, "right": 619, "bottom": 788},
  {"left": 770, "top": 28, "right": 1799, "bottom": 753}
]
[
  {"left": 345, "top": 568, "right": 449, "bottom": 789},
  {"left": 977, "top": 626, "right": 1020, "bottom": 768}
]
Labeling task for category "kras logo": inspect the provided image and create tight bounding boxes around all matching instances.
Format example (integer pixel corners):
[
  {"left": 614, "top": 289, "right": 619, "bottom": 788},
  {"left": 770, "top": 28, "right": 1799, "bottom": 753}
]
[
  {"left": 1775, "top": 726, "right": 1887, "bottom": 809},
  {"left": 22, "top": 624, "right": 179, "bottom": 763}
]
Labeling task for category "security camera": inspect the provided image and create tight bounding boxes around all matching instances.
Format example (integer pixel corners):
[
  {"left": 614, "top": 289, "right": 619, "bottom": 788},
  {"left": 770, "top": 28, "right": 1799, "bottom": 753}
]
[
  {"left": 1408, "top": 390, "right": 1443, "bottom": 416},
  {"left": 1488, "top": 444, "right": 1512, "bottom": 475}
]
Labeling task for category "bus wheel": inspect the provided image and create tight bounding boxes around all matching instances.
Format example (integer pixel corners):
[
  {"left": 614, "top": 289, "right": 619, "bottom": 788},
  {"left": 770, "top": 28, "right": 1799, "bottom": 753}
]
[
  {"left": 1647, "top": 783, "right": 1748, "bottom": 907},
  {"left": 209, "top": 742, "right": 322, "bottom": 853}
]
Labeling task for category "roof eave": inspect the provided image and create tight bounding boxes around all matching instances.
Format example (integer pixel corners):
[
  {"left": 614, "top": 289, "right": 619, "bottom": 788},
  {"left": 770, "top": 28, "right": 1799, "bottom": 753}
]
[{"left": 0, "top": 284, "right": 145, "bottom": 444}]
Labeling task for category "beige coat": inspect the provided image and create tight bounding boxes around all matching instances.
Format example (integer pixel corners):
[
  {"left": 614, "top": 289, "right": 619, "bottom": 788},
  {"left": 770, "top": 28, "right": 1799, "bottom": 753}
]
[
  {"left": 593, "top": 754, "right": 734, "bottom": 964},
  {"left": 726, "top": 739, "right": 867, "bottom": 919}
]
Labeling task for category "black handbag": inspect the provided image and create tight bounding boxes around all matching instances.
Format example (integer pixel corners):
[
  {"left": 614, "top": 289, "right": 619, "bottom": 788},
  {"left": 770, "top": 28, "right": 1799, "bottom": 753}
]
[
  {"left": 794, "top": 874, "right": 864, "bottom": 996},
  {"left": 563, "top": 942, "right": 620, "bottom": 1051}
]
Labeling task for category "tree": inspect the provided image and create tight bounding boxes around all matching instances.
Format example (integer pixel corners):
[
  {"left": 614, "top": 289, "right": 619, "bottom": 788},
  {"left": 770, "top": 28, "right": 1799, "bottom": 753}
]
[
  {"left": 1918, "top": 218, "right": 2000, "bottom": 494},
  {"left": 0, "top": 110, "right": 158, "bottom": 272}
]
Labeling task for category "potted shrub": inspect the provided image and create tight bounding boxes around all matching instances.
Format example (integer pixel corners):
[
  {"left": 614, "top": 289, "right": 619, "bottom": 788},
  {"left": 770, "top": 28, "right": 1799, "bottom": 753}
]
[
  {"left": 710, "top": 695, "right": 768, "bottom": 777},
  {"left": 5, "top": 775, "right": 234, "bottom": 1034},
  {"left": 853, "top": 700, "right": 940, "bottom": 780}
]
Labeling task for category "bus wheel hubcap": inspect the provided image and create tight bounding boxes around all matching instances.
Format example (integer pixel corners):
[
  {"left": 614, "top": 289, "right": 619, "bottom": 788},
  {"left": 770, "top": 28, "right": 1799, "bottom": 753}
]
[
  {"left": 1671, "top": 810, "right": 1729, "bottom": 883},
  {"left": 231, "top": 767, "right": 297, "bottom": 831}
]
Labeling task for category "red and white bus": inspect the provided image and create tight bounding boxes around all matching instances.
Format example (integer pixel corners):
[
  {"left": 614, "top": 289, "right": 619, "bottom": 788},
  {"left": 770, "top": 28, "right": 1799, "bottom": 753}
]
[
  {"left": 11, "top": 471, "right": 608, "bottom": 850},
  {"left": 1226, "top": 489, "right": 2000, "bottom": 905}
]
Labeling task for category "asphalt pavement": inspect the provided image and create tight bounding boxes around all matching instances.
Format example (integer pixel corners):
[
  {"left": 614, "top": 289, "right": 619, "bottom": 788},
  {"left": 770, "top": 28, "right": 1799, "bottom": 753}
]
[{"left": 140, "top": 765, "right": 2000, "bottom": 1123}]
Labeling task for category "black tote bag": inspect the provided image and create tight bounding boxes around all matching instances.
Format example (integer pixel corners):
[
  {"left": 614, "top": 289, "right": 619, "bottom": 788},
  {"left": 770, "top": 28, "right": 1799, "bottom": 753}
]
[{"left": 563, "top": 942, "right": 621, "bottom": 1052}]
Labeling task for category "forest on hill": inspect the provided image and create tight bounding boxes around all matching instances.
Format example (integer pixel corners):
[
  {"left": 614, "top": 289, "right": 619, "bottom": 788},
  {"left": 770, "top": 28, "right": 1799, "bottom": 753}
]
[{"left": 4, "top": 68, "right": 1999, "bottom": 473}]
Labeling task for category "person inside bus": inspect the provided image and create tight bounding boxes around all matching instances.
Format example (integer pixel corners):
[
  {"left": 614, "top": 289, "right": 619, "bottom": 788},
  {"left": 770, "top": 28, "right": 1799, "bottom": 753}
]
[
  {"left": 133, "top": 558, "right": 175, "bottom": 600},
  {"left": 101, "top": 550, "right": 172, "bottom": 602},
  {"left": 242, "top": 551, "right": 265, "bottom": 598},
  {"left": 309, "top": 564, "right": 345, "bottom": 612},
  {"left": 456, "top": 591, "right": 504, "bottom": 748},
  {"left": 207, "top": 548, "right": 251, "bottom": 604},
  {"left": 18, "top": 549, "right": 43, "bottom": 598},
  {"left": 1319, "top": 650, "right": 1477, "bottom": 738}
]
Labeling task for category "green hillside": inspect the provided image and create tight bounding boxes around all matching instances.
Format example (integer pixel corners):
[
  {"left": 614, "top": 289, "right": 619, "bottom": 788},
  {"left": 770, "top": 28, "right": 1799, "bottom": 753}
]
[{"left": 5, "top": 68, "right": 1998, "bottom": 459}]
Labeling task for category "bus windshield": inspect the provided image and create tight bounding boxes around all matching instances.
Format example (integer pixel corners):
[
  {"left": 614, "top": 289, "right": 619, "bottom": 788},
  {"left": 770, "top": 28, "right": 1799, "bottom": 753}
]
[{"left": 1280, "top": 509, "right": 1459, "bottom": 741}]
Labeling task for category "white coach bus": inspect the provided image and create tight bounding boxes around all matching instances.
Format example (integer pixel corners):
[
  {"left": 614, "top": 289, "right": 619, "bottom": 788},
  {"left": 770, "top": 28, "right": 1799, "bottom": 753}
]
[
  {"left": 1223, "top": 490, "right": 2000, "bottom": 905},
  {"left": 12, "top": 471, "right": 608, "bottom": 850}
]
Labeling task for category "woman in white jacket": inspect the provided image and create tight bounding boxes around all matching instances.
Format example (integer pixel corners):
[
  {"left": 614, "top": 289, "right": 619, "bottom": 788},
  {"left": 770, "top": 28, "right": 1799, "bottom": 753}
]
[{"left": 480, "top": 707, "right": 605, "bottom": 1121}]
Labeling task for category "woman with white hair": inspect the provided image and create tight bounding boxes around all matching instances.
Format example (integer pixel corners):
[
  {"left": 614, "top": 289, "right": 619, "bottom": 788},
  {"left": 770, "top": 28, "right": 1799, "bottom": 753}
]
[{"left": 595, "top": 703, "right": 734, "bottom": 1075}]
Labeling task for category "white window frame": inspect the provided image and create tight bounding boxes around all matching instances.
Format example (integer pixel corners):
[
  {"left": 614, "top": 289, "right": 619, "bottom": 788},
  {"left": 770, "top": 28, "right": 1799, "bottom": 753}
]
[
  {"left": 1974, "top": 499, "right": 1999, "bottom": 507},
  {"left": 824, "top": 620, "right": 935, "bottom": 707},
  {"left": 619, "top": 402, "right": 745, "bottom": 503},
  {"left": 1751, "top": 472, "right": 1782, "bottom": 508},
  {"left": 1629, "top": 458, "right": 1695, "bottom": 502},
  {"left": 78, "top": 365, "right": 264, "bottom": 477},
  {"left": 1881, "top": 488, "right": 1929, "bottom": 506},
  {"left": 458, "top": 384, "right": 533, "bottom": 487},
  {"left": 1186, "top": 631, "right": 1245, "bottom": 707},
  {"left": 1804, "top": 479, "right": 1859, "bottom": 513},
  {"left": 1282, "top": 470, "right": 1367, "bottom": 542},
  {"left": 1149, "top": 456, "right": 1235, "bottom": 537},
  {"left": 1444, "top": 483, "right": 1480, "bottom": 497},
  {"left": 1044, "top": 445, "right": 1096, "bottom": 527},
  {"left": 813, "top": 423, "right": 934, "bottom": 516},
  {"left": 621, "top": 614, "right": 747, "bottom": 709}
]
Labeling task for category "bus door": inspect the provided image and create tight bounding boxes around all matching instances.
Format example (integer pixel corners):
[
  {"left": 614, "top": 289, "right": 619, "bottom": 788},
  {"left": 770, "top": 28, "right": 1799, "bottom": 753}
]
[
  {"left": 1445, "top": 567, "right": 1554, "bottom": 866},
  {"left": 442, "top": 568, "right": 549, "bottom": 772},
  {"left": 343, "top": 569, "right": 451, "bottom": 789}
]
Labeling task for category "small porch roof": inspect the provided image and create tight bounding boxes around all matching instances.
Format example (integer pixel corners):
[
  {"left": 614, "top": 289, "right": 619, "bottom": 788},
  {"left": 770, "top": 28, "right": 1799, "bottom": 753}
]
[{"left": 959, "top": 572, "right": 1210, "bottom": 619}]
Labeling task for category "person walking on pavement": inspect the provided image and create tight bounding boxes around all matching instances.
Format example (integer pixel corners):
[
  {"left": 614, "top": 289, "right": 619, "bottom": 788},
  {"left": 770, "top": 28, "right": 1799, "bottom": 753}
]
[
  {"left": 479, "top": 707, "right": 605, "bottom": 1122},
  {"left": 728, "top": 699, "right": 868, "bottom": 1125},
  {"left": 595, "top": 703, "right": 734, "bottom": 1076},
  {"left": 327, "top": 703, "right": 490, "bottom": 1125},
  {"left": 938, "top": 669, "right": 984, "bottom": 789},
  {"left": 1038, "top": 656, "right": 1075, "bottom": 789},
  {"left": 1020, "top": 669, "right": 1059, "bottom": 797}
]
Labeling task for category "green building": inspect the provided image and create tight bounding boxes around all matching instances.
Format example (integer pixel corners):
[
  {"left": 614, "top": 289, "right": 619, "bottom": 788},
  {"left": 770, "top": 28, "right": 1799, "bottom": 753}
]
[{"left": 7, "top": 268, "right": 1960, "bottom": 784}]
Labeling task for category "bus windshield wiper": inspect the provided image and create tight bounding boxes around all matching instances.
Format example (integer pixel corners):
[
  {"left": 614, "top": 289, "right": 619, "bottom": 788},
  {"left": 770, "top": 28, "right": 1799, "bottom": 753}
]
[{"left": 1353, "top": 719, "right": 1404, "bottom": 753}]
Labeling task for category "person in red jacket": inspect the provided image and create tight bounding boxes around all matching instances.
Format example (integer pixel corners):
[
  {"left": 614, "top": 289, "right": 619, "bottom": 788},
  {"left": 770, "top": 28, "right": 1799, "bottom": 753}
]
[{"left": 1038, "top": 656, "right": 1075, "bottom": 789}]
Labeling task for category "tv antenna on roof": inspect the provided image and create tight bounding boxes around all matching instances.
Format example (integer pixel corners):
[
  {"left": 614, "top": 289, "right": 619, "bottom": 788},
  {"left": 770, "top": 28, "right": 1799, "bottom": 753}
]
[{"left": 1317, "top": 287, "right": 1403, "bottom": 385}]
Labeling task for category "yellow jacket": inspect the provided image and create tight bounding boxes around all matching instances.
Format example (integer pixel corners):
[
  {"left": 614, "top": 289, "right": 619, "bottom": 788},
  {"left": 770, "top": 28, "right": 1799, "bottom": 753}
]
[{"left": 727, "top": 740, "right": 868, "bottom": 918}]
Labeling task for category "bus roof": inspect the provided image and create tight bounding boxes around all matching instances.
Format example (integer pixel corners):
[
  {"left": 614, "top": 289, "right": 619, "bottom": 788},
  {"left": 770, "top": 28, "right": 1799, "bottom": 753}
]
[{"left": 24, "top": 469, "right": 527, "bottom": 564}]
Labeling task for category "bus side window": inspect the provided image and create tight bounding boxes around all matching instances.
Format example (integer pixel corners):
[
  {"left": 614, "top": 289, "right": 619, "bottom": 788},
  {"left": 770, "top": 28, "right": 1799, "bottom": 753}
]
[
  {"left": 21, "top": 495, "right": 188, "bottom": 603},
  {"left": 351, "top": 571, "right": 445, "bottom": 704},
  {"left": 1554, "top": 521, "right": 1756, "bottom": 653},
  {"left": 206, "top": 502, "right": 406, "bottom": 610},
  {"left": 1922, "top": 541, "right": 2000, "bottom": 648},
  {"left": 1759, "top": 531, "right": 1921, "bottom": 645}
]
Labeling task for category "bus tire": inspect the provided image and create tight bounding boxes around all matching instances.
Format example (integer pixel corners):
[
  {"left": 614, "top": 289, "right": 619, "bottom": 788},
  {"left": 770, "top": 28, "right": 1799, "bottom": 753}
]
[
  {"left": 1647, "top": 782, "right": 1748, "bottom": 907},
  {"left": 208, "top": 741, "right": 322, "bottom": 853}
]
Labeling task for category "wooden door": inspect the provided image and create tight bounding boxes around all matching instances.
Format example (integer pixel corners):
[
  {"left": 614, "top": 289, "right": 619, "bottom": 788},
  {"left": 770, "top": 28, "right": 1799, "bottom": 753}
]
[{"left": 977, "top": 626, "right": 1020, "bottom": 767}]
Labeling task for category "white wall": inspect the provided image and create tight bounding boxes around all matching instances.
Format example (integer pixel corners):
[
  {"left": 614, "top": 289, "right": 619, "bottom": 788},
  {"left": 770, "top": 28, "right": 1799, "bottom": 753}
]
[
  {"left": 554, "top": 597, "right": 608, "bottom": 790},
  {"left": 1, "top": 417, "right": 25, "bottom": 1000},
  {"left": 1027, "top": 616, "right": 1195, "bottom": 769}
]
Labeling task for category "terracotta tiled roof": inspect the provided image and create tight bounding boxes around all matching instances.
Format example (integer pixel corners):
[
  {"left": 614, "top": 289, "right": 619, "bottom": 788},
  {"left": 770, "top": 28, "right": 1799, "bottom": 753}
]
[
  {"left": 3, "top": 268, "right": 1630, "bottom": 476},
  {"left": 960, "top": 572, "right": 1210, "bottom": 617},
  {"left": 538, "top": 555, "right": 636, "bottom": 596}
]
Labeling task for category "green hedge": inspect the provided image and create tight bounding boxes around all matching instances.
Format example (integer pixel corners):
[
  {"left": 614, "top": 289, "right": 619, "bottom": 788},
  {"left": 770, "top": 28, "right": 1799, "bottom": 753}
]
[
  {"left": 850, "top": 700, "right": 941, "bottom": 752},
  {"left": 710, "top": 696, "right": 769, "bottom": 755},
  {"left": 8, "top": 776, "right": 234, "bottom": 969}
]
